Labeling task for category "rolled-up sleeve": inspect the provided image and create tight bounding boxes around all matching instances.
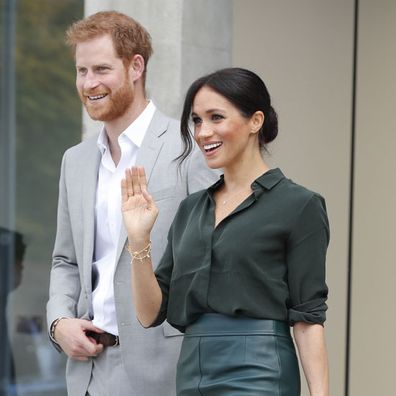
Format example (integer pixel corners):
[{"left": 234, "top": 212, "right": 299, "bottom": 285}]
[{"left": 286, "top": 194, "right": 330, "bottom": 325}]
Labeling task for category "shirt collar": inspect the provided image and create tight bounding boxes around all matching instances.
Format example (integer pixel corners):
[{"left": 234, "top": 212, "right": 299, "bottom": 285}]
[
  {"left": 208, "top": 168, "right": 285, "bottom": 196},
  {"left": 123, "top": 100, "right": 156, "bottom": 147},
  {"left": 253, "top": 168, "right": 285, "bottom": 190},
  {"left": 96, "top": 100, "right": 156, "bottom": 154},
  {"left": 97, "top": 128, "right": 108, "bottom": 155}
]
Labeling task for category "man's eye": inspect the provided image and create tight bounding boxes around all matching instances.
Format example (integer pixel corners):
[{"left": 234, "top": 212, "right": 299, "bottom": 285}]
[{"left": 77, "top": 68, "right": 87, "bottom": 75}]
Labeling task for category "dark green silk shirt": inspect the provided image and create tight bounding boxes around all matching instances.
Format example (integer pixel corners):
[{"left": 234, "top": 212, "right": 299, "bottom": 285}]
[{"left": 153, "top": 168, "right": 329, "bottom": 332}]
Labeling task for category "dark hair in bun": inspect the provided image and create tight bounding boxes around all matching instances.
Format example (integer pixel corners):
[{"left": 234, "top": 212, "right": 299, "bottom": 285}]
[{"left": 178, "top": 67, "right": 278, "bottom": 162}]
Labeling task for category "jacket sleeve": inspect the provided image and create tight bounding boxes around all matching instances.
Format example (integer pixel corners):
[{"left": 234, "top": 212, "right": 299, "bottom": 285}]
[{"left": 46, "top": 152, "right": 81, "bottom": 338}]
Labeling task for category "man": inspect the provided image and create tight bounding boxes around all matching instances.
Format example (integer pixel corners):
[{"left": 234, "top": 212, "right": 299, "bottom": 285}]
[{"left": 46, "top": 11, "right": 217, "bottom": 396}]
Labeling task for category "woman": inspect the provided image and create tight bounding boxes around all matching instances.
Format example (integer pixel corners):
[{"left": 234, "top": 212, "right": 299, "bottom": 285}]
[{"left": 122, "top": 68, "right": 329, "bottom": 395}]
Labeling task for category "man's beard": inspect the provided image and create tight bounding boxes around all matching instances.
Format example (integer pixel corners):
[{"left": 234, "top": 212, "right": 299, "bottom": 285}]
[{"left": 82, "top": 75, "right": 134, "bottom": 122}]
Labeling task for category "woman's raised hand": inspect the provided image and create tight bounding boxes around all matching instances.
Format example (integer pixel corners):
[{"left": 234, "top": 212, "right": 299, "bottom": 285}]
[{"left": 121, "top": 167, "right": 158, "bottom": 246}]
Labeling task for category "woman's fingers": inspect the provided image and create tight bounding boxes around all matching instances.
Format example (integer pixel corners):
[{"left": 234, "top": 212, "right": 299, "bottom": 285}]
[
  {"left": 131, "top": 167, "right": 142, "bottom": 195},
  {"left": 138, "top": 167, "right": 155, "bottom": 207},
  {"left": 137, "top": 167, "right": 155, "bottom": 209},
  {"left": 122, "top": 167, "right": 149, "bottom": 201},
  {"left": 121, "top": 178, "right": 128, "bottom": 203},
  {"left": 138, "top": 167, "right": 148, "bottom": 190},
  {"left": 125, "top": 168, "right": 133, "bottom": 198}
]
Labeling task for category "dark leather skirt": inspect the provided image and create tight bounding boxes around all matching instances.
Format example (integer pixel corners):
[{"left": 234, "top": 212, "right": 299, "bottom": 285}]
[{"left": 176, "top": 314, "right": 300, "bottom": 396}]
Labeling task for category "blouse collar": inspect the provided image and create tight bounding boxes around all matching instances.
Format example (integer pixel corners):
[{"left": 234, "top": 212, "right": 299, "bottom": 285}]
[{"left": 208, "top": 168, "right": 285, "bottom": 195}]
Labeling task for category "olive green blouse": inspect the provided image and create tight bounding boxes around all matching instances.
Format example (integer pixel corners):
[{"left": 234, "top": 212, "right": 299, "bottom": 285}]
[{"left": 153, "top": 168, "right": 329, "bottom": 332}]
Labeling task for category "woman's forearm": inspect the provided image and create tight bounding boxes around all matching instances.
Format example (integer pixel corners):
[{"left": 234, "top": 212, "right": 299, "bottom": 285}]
[
  {"left": 121, "top": 167, "right": 163, "bottom": 327},
  {"left": 293, "top": 322, "right": 329, "bottom": 396},
  {"left": 128, "top": 237, "right": 163, "bottom": 327}
]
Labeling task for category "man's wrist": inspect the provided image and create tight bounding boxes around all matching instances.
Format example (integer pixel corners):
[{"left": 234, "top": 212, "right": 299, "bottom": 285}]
[{"left": 49, "top": 316, "right": 68, "bottom": 344}]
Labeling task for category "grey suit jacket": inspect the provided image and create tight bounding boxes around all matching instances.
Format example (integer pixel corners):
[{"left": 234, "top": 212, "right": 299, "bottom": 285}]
[{"left": 47, "top": 109, "right": 218, "bottom": 396}]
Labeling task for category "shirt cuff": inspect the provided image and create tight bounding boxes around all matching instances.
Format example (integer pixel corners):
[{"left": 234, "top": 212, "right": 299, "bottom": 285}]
[
  {"left": 288, "top": 299, "right": 327, "bottom": 325},
  {"left": 49, "top": 317, "right": 69, "bottom": 352}
]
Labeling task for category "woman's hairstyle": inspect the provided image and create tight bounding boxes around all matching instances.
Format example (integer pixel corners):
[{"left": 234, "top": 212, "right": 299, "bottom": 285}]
[
  {"left": 178, "top": 67, "right": 278, "bottom": 163},
  {"left": 66, "top": 11, "right": 153, "bottom": 79}
]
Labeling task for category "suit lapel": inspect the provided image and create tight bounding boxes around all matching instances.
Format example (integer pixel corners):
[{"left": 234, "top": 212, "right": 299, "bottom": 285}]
[
  {"left": 81, "top": 140, "right": 101, "bottom": 293},
  {"left": 115, "top": 110, "right": 169, "bottom": 264}
]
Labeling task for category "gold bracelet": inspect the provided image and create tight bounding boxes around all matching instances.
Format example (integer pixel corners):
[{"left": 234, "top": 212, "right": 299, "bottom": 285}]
[{"left": 126, "top": 241, "right": 152, "bottom": 263}]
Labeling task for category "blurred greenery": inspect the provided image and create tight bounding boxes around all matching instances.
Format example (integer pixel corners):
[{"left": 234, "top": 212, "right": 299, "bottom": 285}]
[{"left": 14, "top": 0, "right": 83, "bottom": 267}]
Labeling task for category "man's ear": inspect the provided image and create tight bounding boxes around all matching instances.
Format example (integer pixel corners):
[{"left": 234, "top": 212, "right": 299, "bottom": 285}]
[{"left": 129, "top": 54, "right": 145, "bottom": 82}]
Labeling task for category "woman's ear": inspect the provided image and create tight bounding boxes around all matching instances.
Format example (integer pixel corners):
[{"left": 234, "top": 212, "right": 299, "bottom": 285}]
[
  {"left": 128, "top": 54, "right": 145, "bottom": 82},
  {"left": 250, "top": 111, "right": 265, "bottom": 134}
]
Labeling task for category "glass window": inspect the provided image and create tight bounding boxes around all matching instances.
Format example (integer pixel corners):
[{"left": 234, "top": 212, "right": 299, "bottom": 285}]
[{"left": 0, "top": 1, "right": 83, "bottom": 395}]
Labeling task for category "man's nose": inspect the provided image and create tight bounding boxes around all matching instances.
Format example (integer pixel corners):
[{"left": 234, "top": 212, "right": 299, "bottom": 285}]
[{"left": 83, "top": 72, "right": 100, "bottom": 91}]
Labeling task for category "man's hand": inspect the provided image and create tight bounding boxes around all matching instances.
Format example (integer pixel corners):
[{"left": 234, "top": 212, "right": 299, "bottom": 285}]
[{"left": 54, "top": 318, "right": 104, "bottom": 361}]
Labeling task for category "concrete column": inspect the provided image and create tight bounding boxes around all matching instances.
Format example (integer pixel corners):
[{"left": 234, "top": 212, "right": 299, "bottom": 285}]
[{"left": 83, "top": 0, "right": 233, "bottom": 137}]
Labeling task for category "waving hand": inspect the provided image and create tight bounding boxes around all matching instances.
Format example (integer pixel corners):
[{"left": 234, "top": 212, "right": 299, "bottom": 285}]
[{"left": 121, "top": 167, "right": 158, "bottom": 244}]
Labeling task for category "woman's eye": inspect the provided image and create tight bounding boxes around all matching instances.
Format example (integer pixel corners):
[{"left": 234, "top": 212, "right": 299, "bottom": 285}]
[
  {"left": 212, "top": 114, "right": 224, "bottom": 121},
  {"left": 192, "top": 116, "right": 202, "bottom": 125}
]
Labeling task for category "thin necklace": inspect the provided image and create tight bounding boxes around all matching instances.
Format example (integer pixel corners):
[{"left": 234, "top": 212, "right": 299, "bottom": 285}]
[{"left": 220, "top": 188, "right": 250, "bottom": 206}]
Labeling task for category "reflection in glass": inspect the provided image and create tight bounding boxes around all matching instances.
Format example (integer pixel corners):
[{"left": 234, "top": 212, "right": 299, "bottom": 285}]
[{"left": 1, "top": 1, "right": 83, "bottom": 395}]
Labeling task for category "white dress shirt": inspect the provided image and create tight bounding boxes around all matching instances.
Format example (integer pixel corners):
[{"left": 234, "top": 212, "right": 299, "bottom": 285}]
[{"left": 92, "top": 101, "right": 156, "bottom": 335}]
